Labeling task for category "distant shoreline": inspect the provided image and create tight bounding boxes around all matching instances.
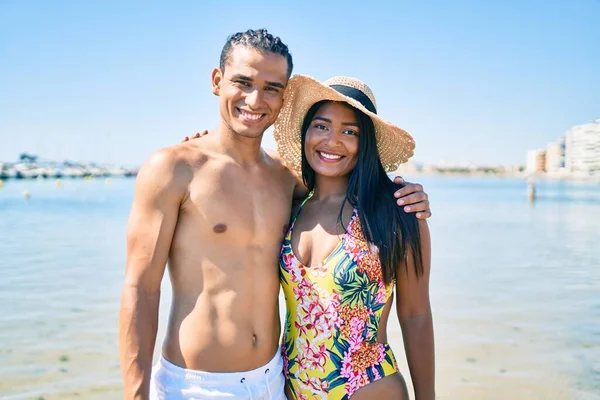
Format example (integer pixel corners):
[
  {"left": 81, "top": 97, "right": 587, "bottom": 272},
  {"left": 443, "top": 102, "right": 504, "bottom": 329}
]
[
  {"left": 0, "top": 161, "right": 138, "bottom": 180},
  {"left": 0, "top": 171, "right": 138, "bottom": 180},
  {"left": 389, "top": 170, "right": 600, "bottom": 183},
  {"left": 2, "top": 161, "right": 597, "bottom": 183}
]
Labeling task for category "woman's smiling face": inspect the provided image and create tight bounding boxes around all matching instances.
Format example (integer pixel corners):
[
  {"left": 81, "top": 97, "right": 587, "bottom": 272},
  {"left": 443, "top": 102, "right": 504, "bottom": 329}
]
[{"left": 304, "top": 101, "right": 361, "bottom": 178}]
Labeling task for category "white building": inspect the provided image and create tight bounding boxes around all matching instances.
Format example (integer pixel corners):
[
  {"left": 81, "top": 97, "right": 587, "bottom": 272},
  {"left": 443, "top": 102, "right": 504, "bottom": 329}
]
[
  {"left": 545, "top": 138, "right": 565, "bottom": 174},
  {"left": 565, "top": 119, "right": 600, "bottom": 175}
]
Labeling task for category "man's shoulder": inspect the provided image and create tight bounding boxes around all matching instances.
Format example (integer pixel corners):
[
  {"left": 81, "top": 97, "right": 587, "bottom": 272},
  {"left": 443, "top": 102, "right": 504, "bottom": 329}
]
[
  {"left": 263, "top": 148, "right": 293, "bottom": 174},
  {"left": 147, "top": 143, "right": 209, "bottom": 171},
  {"left": 263, "top": 148, "right": 304, "bottom": 193},
  {"left": 138, "top": 143, "right": 209, "bottom": 188}
]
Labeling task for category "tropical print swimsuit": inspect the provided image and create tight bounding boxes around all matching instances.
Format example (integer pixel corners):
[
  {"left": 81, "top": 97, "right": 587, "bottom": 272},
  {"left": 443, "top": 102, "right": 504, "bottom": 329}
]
[{"left": 280, "top": 192, "right": 399, "bottom": 399}]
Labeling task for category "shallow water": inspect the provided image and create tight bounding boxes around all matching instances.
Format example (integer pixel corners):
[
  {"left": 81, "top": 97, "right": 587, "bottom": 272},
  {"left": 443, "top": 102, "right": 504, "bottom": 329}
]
[{"left": 0, "top": 176, "right": 598, "bottom": 399}]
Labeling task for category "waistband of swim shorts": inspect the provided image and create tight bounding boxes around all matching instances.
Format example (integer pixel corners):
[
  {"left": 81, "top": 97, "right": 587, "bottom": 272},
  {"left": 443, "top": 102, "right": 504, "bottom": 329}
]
[{"left": 158, "top": 349, "right": 283, "bottom": 384}]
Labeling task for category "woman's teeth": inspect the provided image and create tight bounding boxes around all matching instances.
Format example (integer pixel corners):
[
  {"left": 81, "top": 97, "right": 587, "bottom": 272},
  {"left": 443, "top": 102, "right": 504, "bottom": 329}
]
[{"left": 319, "top": 151, "right": 342, "bottom": 160}]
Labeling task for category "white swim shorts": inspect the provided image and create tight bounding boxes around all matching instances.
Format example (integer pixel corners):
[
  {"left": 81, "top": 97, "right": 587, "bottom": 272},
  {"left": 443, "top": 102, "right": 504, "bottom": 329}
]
[{"left": 149, "top": 350, "right": 285, "bottom": 400}]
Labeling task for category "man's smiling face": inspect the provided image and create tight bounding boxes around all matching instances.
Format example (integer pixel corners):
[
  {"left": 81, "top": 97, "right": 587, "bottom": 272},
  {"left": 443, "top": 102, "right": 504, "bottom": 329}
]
[{"left": 212, "top": 46, "right": 289, "bottom": 139}]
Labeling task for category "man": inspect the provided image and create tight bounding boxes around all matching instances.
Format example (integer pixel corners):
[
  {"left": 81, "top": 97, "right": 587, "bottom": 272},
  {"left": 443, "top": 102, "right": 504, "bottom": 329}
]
[{"left": 119, "top": 29, "right": 431, "bottom": 400}]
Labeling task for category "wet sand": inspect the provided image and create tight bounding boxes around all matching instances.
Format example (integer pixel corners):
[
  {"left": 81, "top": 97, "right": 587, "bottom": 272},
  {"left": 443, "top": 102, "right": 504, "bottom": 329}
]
[{"left": 2, "top": 295, "right": 597, "bottom": 400}]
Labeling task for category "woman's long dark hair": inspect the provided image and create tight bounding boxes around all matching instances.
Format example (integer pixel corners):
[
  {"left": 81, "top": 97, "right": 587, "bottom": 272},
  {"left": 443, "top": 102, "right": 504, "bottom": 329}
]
[{"left": 300, "top": 100, "right": 424, "bottom": 284}]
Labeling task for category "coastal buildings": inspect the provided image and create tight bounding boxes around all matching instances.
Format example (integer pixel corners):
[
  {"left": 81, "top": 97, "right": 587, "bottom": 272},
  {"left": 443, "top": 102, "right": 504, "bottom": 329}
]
[
  {"left": 526, "top": 149, "right": 546, "bottom": 174},
  {"left": 564, "top": 119, "right": 600, "bottom": 175},
  {"left": 527, "top": 118, "right": 599, "bottom": 178},
  {"left": 545, "top": 139, "right": 565, "bottom": 174}
]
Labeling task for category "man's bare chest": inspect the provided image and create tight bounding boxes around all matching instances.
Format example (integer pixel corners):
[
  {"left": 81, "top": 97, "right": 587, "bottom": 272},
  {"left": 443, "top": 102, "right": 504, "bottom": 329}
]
[{"left": 182, "top": 171, "right": 293, "bottom": 244}]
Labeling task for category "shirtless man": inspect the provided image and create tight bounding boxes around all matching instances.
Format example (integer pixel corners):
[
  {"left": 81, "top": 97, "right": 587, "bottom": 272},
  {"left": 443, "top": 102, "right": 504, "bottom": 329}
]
[{"left": 119, "top": 29, "right": 432, "bottom": 400}]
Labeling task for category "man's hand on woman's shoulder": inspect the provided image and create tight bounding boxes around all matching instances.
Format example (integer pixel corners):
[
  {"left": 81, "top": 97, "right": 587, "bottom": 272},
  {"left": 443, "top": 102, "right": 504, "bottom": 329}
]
[
  {"left": 181, "top": 130, "right": 209, "bottom": 143},
  {"left": 392, "top": 176, "right": 431, "bottom": 220}
]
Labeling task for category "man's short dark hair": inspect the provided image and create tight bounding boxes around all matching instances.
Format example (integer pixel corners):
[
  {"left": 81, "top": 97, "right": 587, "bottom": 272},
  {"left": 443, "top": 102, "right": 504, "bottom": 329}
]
[{"left": 219, "top": 29, "right": 293, "bottom": 78}]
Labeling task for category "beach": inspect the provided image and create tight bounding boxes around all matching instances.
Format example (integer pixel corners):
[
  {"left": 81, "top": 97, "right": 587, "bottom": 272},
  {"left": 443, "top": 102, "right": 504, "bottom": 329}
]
[{"left": 0, "top": 176, "right": 599, "bottom": 399}]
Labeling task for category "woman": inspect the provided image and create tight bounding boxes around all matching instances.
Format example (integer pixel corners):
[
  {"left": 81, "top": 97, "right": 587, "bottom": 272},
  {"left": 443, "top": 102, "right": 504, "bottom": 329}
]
[{"left": 274, "top": 76, "right": 434, "bottom": 400}]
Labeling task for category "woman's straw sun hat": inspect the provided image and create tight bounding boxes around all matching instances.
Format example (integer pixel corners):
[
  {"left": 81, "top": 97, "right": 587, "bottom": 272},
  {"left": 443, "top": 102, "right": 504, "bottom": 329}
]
[{"left": 273, "top": 74, "right": 415, "bottom": 173}]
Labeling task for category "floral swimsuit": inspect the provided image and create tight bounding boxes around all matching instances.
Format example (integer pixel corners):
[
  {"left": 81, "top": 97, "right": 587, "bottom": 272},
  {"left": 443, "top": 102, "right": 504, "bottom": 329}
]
[{"left": 280, "top": 193, "right": 399, "bottom": 399}]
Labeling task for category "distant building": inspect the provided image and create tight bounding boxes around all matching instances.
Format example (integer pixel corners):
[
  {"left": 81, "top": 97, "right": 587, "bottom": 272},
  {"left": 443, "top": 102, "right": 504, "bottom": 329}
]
[
  {"left": 526, "top": 149, "right": 546, "bottom": 174},
  {"left": 545, "top": 138, "right": 565, "bottom": 174},
  {"left": 564, "top": 119, "right": 600, "bottom": 175}
]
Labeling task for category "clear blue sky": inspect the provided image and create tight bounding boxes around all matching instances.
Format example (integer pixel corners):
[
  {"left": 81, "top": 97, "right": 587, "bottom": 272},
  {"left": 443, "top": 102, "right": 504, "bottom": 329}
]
[{"left": 1, "top": 0, "right": 598, "bottom": 166}]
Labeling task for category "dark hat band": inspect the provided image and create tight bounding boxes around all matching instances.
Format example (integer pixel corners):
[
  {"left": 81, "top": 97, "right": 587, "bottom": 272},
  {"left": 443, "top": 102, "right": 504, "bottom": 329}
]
[{"left": 329, "top": 84, "right": 377, "bottom": 114}]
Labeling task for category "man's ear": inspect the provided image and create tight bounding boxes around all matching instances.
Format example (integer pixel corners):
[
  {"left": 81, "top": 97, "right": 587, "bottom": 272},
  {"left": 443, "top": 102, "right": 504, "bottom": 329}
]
[{"left": 211, "top": 67, "right": 222, "bottom": 96}]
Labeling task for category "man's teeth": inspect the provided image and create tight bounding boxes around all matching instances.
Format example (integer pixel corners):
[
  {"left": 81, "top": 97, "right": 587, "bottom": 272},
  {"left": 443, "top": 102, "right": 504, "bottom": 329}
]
[
  {"left": 239, "top": 110, "right": 262, "bottom": 120},
  {"left": 319, "top": 151, "right": 342, "bottom": 160}
]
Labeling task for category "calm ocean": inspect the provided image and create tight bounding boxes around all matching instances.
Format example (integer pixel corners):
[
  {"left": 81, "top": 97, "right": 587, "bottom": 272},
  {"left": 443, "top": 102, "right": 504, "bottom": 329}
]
[{"left": 1, "top": 176, "right": 599, "bottom": 399}]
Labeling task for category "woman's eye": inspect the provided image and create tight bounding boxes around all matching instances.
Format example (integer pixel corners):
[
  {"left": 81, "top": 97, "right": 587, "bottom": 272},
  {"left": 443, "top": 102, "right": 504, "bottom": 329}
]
[
  {"left": 343, "top": 129, "right": 358, "bottom": 136},
  {"left": 314, "top": 124, "right": 327, "bottom": 130}
]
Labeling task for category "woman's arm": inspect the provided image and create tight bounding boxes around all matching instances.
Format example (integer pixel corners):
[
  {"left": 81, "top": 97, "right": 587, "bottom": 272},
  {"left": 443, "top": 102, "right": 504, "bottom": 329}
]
[{"left": 396, "top": 220, "right": 435, "bottom": 400}]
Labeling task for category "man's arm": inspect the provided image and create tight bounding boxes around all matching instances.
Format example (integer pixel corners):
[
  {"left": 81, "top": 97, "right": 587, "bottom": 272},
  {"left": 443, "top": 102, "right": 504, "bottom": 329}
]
[
  {"left": 396, "top": 220, "right": 435, "bottom": 400},
  {"left": 181, "top": 132, "right": 432, "bottom": 218},
  {"left": 119, "top": 149, "right": 188, "bottom": 400}
]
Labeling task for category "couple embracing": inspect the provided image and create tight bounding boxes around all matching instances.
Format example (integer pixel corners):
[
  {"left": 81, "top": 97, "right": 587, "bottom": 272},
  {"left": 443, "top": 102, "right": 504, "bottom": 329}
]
[{"left": 119, "top": 29, "right": 434, "bottom": 400}]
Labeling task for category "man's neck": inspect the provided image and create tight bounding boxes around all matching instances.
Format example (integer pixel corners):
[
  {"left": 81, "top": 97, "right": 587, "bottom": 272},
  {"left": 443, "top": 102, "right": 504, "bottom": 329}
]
[{"left": 213, "top": 123, "right": 264, "bottom": 166}]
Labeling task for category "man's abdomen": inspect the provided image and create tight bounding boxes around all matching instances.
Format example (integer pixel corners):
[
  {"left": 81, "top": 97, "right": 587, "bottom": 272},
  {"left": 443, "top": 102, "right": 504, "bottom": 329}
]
[{"left": 162, "top": 260, "right": 281, "bottom": 372}]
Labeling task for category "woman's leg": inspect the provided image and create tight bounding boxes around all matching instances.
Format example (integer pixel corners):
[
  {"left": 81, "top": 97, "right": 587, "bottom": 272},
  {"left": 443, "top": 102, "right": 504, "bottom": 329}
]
[{"left": 350, "top": 372, "right": 409, "bottom": 400}]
